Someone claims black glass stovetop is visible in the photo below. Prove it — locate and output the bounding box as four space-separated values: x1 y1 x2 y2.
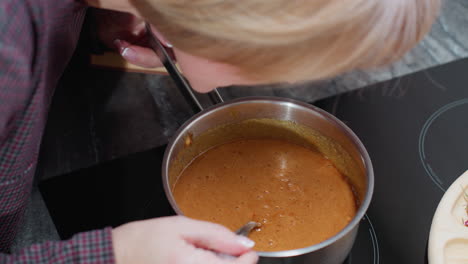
40 58 468 263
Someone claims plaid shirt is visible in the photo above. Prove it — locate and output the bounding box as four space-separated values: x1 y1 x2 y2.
0 0 115 262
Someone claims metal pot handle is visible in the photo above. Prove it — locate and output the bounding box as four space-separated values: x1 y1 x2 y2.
145 22 224 113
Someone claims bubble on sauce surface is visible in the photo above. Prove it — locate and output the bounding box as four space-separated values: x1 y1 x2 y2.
268 239 276 247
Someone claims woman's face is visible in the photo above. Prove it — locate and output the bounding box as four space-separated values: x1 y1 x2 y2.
172 48 258 93
85 0 265 93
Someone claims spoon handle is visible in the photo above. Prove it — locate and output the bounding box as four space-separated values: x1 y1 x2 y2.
235 221 259 236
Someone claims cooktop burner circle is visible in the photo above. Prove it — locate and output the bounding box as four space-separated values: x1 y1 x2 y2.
419 98 468 192
344 214 380 264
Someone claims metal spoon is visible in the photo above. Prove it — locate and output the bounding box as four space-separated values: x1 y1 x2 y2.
235 221 260 236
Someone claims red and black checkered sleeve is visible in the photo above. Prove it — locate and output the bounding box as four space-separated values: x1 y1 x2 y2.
0 0 117 263
0 228 115 264
0 0 45 252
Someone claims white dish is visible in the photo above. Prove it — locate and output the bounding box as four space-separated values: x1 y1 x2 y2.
428 170 468 264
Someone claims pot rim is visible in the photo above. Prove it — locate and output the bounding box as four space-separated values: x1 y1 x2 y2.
162 96 374 258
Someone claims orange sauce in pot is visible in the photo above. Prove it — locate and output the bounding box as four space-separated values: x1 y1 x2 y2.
173 139 357 252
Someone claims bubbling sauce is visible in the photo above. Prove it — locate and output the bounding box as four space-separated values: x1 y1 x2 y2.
173 139 357 251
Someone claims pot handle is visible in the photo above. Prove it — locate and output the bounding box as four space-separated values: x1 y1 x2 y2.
145 22 224 113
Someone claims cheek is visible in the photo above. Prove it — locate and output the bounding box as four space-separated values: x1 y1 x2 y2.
173 48 256 93
176 58 219 93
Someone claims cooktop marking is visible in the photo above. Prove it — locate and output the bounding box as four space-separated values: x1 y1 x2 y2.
423 71 448 91
365 214 380 264
419 98 468 192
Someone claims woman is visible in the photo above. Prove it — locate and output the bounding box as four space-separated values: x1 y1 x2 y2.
0 0 440 263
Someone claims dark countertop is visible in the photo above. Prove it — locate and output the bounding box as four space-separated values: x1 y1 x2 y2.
39 58 468 263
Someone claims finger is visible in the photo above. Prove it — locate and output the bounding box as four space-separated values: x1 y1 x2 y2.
177 217 255 256
114 39 163 68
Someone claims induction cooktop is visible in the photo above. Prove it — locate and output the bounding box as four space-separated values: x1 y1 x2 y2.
40 58 468 263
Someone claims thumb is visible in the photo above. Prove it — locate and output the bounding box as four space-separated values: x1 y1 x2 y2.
180 218 256 256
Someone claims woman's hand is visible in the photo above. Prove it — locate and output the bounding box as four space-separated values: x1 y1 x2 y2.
91 8 163 68
112 216 259 264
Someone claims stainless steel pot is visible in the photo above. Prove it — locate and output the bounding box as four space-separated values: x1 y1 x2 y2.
162 97 374 264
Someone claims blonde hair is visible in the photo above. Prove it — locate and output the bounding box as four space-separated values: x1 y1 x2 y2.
135 0 441 82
